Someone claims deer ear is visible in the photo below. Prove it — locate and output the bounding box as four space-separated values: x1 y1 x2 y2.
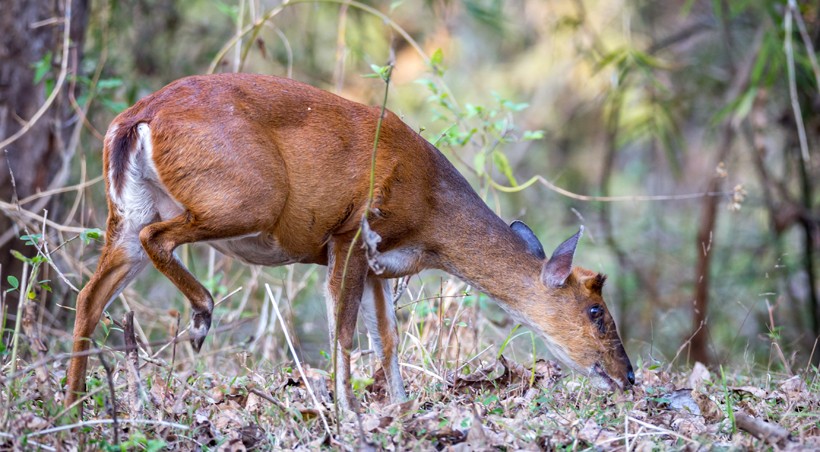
542 226 584 288
510 221 546 259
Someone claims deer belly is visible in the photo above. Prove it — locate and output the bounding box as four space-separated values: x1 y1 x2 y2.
209 233 298 266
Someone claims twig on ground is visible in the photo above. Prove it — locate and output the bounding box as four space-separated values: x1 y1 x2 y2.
164 311 181 407
0 431 56 451
123 311 145 419
265 283 332 438
29 419 189 437
92 339 119 445
734 411 792 447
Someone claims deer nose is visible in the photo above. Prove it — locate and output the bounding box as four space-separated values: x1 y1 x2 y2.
626 368 635 386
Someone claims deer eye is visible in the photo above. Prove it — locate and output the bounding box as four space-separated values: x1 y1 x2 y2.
588 305 605 332
588 305 604 320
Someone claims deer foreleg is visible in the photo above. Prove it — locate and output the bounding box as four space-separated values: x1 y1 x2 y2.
325 237 368 411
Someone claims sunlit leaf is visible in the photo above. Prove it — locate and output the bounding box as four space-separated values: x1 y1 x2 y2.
474 152 486 176
522 130 544 141
10 250 29 263
492 150 517 186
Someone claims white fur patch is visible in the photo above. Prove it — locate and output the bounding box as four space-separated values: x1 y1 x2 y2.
108 123 184 259
371 248 422 277
360 278 405 401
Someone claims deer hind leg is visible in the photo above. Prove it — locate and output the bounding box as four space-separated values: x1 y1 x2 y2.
360 276 406 403
138 215 256 351
324 238 369 411
66 230 148 409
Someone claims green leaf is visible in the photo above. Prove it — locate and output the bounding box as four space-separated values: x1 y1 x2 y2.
145 440 167 452
95 78 123 90
32 52 53 84
492 150 517 186
364 64 392 81
100 98 128 114
44 78 55 98
20 234 42 245
522 130 545 141
430 48 443 67
430 48 445 75
10 250 29 263
215 1 238 21
7 275 19 290
27 290 36 300
80 228 104 245
594 48 628 72
473 152 486 176
497 324 521 358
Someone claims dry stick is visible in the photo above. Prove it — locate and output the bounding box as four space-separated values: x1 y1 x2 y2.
0 432 56 452
7 260 29 372
29 419 189 438
149 287 242 359
806 336 819 375
32 210 80 294
791 1 820 90
164 313 182 409
492 175 732 201
0 199 90 235
330 61 394 435
734 411 792 447
17 176 104 206
624 411 629 452
332 2 350 92
766 299 793 375
14 318 248 390
123 311 144 419
234 0 245 72
265 284 332 437
248 387 296 416
91 339 119 446
784 0 810 163
667 321 705 371
625 416 700 447
3 261 29 428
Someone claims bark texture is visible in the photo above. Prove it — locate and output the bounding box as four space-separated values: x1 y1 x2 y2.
0 0 89 292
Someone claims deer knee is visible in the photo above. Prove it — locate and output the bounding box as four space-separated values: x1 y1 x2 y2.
138 224 174 260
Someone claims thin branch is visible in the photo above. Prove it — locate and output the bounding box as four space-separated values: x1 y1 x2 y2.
17 175 104 206
784 0 811 162
0 199 94 235
734 411 793 447
792 3 820 92
265 284 331 437
0 432 56 451
485 171 732 201
28 419 189 437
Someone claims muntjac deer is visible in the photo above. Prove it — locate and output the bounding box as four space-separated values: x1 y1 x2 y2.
66 73 634 411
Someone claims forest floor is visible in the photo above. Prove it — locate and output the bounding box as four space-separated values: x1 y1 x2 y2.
2 343 818 451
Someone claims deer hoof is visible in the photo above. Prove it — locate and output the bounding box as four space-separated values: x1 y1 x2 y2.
190 310 212 352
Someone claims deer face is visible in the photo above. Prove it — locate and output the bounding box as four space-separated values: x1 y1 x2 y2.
510 223 635 390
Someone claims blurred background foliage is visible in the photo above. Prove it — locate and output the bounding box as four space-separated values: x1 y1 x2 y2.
1 0 819 380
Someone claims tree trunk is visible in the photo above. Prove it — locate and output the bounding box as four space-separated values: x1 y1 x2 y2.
0 0 88 293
